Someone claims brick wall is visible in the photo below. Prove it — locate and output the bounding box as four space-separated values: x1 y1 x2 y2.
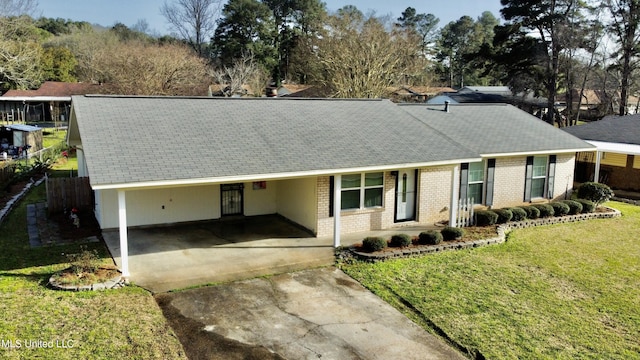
417 165 454 225
491 154 576 208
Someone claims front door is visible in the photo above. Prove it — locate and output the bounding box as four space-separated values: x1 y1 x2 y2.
395 170 417 222
221 183 244 216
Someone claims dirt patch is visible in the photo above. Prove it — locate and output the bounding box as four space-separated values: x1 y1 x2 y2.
49 210 102 241
155 293 285 360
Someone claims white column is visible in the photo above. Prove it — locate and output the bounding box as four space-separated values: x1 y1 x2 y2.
118 190 130 278
333 174 341 248
594 151 602 183
449 165 460 227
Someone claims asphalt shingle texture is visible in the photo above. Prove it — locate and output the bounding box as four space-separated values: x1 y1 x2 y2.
562 114 640 145
400 103 594 155
71 96 477 187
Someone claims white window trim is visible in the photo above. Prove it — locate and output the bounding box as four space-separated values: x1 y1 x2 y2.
341 172 384 210
531 156 548 199
467 161 485 205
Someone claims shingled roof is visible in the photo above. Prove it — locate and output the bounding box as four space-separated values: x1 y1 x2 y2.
69 96 479 189
3 81 102 98
399 103 594 157
563 115 640 146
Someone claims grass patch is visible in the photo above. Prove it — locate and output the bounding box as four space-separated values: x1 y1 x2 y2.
0 166 186 358
341 202 640 359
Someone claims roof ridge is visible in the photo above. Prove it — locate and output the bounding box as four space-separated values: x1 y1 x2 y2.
81 94 386 102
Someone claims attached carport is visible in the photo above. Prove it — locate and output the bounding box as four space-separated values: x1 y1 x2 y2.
103 215 335 293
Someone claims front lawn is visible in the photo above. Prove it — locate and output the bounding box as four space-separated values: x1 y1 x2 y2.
0 174 186 358
341 202 640 359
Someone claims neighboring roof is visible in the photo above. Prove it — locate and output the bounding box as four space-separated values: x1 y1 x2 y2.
70 96 479 189
563 115 640 146
399 103 594 157
459 86 512 95
427 91 547 108
7 124 42 132
2 81 103 101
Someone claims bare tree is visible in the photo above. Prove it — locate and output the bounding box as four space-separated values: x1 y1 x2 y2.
0 16 42 90
96 41 210 95
315 9 424 98
210 54 269 97
0 0 38 16
605 0 640 115
160 0 222 56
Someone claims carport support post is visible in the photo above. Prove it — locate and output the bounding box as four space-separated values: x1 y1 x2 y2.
594 150 602 183
118 190 130 278
333 174 341 248
450 165 460 227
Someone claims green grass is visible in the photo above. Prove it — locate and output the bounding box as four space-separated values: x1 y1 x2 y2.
42 129 67 149
0 169 186 358
341 202 640 359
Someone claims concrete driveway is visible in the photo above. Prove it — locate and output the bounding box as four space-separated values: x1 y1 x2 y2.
156 267 465 360
104 215 335 293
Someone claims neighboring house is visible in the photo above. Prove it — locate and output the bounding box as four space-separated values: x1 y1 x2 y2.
1 81 103 125
428 86 547 115
388 86 456 103
563 115 640 192
67 96 592 277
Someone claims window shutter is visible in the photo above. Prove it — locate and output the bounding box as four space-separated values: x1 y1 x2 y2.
329 176 334 217
524 156 533 202
485 159 496 206
547 155 556 199
459 163 469 200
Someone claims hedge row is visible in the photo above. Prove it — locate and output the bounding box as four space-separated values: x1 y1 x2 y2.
361 226 467 252
474 199 596 227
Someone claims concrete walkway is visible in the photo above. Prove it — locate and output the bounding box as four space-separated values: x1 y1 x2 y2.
157 267 465 360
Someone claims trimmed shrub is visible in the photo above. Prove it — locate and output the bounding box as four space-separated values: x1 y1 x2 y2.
493 208 513 224
550 202 570 216
577 182 614 205
418 230 442 245
441 226 465 241
475 210 498 226
522 206 540 219
509 207 528 221
362 237 387 252
390 234 412 247
561 199 583 215
533 204 555 218
576 199 596 213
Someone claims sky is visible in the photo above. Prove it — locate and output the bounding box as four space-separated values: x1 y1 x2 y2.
37 0 503 36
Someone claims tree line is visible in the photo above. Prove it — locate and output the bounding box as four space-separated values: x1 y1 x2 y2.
1 0 640 124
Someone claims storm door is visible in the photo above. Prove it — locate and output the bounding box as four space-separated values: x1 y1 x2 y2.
221 183 244 216
395 170 417 222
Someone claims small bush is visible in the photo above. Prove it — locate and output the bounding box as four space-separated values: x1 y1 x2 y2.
533 204 555 218
522 206 540 219
577 182 614 205
493 208 513 224
475 210 498 226
66 247 100 275
390 234 412 247
418 230 443 245
576 199 595 213
509 207 528 221
362 237 387 252
441 226 465 241
561 199 583 215
550 202 570 216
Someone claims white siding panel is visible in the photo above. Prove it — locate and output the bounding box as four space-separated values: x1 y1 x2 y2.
276 178 318 233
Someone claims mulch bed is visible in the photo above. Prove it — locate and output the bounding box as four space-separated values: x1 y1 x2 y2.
48 210 103 241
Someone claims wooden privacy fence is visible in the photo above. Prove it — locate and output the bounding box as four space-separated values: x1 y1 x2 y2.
46 176 93 214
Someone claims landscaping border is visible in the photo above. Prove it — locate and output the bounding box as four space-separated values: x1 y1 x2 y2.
48 269 125 291
0 176 46 227
347 207 621 262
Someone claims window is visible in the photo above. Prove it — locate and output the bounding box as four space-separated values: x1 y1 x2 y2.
531 156 548 198
460 160 495 206
340 172 383 210
467 161 485 204
524 155 556 201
